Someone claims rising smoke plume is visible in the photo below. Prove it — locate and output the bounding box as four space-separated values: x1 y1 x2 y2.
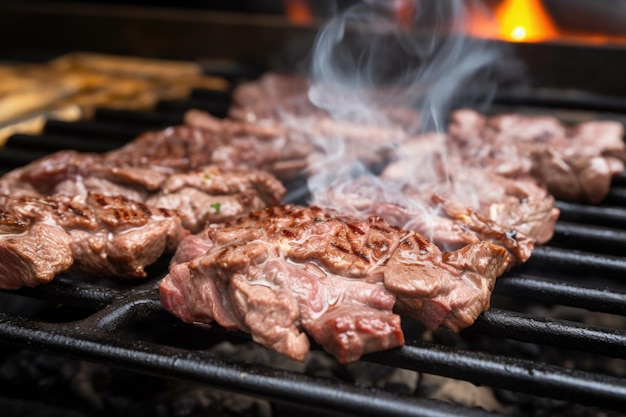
306 0 519 229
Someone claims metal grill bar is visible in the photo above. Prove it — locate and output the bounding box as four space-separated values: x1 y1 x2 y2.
366 341 626 410
93 108 184 128
603 187 626 205
525 246 626 278
0 148 49 172
190 87 233 104
494 273 626 315
44 119 147 141
6 133 120 153
13 277 121 310
612 172 626 186
0 313 496 417
156 99 228 118
556 201 626 228
492 91 626 114
470 309 626 358
551 222 626 256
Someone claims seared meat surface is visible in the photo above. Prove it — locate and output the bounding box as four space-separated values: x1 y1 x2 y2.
146 166 285 231
184 110 313 180
314 130 558 269
159 205 507 363
449 109 626 203
229 73 422 133
0 193 186 289
0 150 285 233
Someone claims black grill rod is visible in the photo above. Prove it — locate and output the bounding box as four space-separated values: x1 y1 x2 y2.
610 171 626 186
524 246 626 279
86 276 626 361
2 275 124 310
467 309 626 359
603 187 626 206
5 133 122 154
44 119 148 141
555 201 626 229
0 147 50 172
0 314 497 417
93 108 184 128
365 340 626 411
494 273 626 315
156 99 228 118
190 87 232 105
549 222 626 256
491 91 626 114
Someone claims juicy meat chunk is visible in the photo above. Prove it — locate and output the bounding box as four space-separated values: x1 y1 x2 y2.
104 126 218 173
184 109 313 179
0 193 187 289
449 109 626 203
146 166 286 232
314 169 551 269
159 205 507 363
0 217 74 289
229 73 422 133
0 149 285 233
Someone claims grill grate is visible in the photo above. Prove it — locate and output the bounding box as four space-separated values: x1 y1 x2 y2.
0 81 626 416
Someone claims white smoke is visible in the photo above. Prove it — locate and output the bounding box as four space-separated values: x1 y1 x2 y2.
306 0 512 218
308 0 502 131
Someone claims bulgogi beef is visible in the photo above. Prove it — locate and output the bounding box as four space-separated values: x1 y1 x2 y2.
0 152 286 233
146 166 286 231
449 109 626 203
186 108 399 176
0 193 186 289
229 73 422 133
159 205 507 363
312 129 558 269
183 109 313 180
227 73 423 167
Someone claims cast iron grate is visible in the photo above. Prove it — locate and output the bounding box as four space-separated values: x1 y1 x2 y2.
0 82 626 416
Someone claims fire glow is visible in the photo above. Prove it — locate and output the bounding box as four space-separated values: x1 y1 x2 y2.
495 0 556 42
468 0 626 46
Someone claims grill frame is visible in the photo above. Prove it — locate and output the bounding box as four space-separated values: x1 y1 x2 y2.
1 72 626 416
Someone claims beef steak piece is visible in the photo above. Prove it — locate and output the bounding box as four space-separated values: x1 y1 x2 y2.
449 109 626 203
0 147 285 233
0 192 187 289
159 205 507 363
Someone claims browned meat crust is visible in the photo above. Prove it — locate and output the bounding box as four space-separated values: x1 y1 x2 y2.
449 109 626 203
0 193 187 289
159 205 507 363
0 149 286 233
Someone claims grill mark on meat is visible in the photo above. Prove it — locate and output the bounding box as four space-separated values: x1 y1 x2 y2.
0 210 30 234
450 109 626 203
160 205 506 363
1 147 285 233
0 192 187 289
329 242 370 264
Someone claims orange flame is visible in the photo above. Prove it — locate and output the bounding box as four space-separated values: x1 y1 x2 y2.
283 0 313 25
495 0 557 42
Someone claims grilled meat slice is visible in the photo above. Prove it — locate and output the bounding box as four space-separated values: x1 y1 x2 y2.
0 209 73 289
229 72 422 133
146 166 285 231
184 108 313 180
449 109 626 203
103 126 218 173
0 193 187 289
159 205 506 363
0 147 285 233
314 167 551 269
